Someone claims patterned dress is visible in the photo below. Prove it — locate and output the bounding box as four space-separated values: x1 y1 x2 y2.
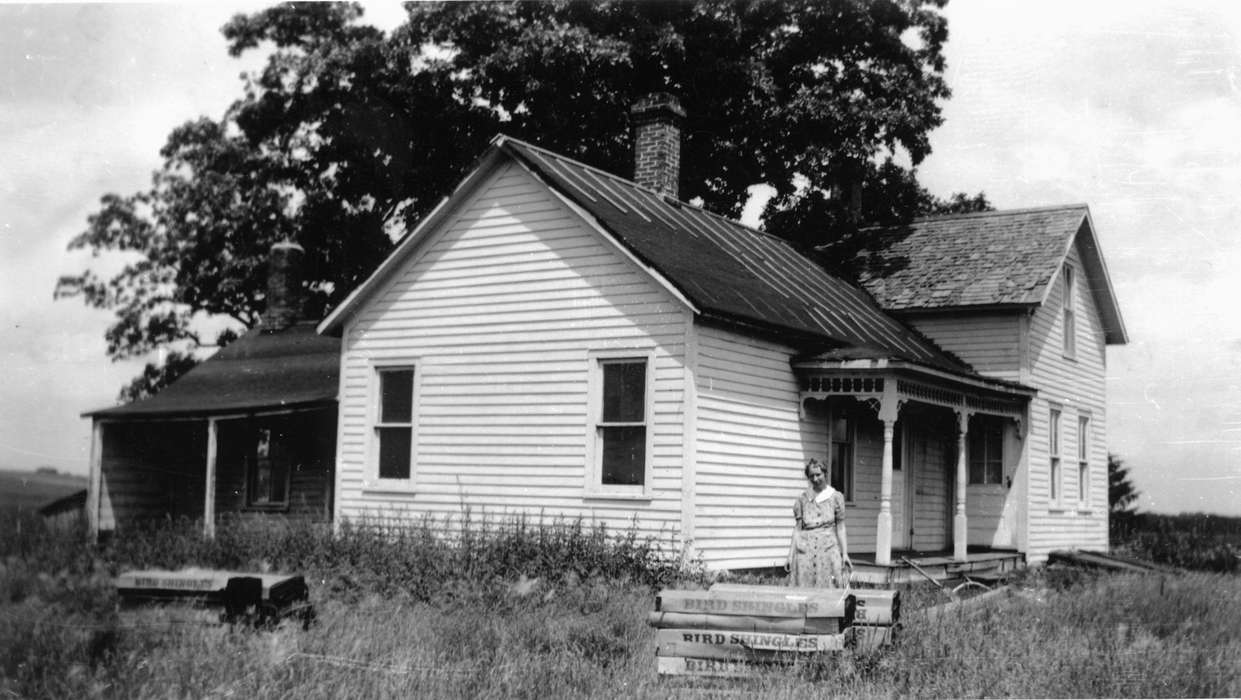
789 487 847 587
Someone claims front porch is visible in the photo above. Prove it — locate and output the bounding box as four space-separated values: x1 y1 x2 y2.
850 548 1026 586
794 356 1036 567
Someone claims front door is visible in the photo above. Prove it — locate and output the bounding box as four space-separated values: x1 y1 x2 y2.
891 424 909 549
907 420 950 551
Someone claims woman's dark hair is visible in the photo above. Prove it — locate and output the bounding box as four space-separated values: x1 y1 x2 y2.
804 458 827 479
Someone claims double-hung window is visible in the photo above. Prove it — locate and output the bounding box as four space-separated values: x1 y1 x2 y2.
1078 415 1090 505
1063 265 1077 358
1049 408 1062 503
591 355 651 495
968 415 1004 485
374 367 416 481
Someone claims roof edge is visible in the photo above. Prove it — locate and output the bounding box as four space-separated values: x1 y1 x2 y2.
318 136 513 337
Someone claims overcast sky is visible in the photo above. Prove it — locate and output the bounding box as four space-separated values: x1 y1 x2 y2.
2 1 1239 516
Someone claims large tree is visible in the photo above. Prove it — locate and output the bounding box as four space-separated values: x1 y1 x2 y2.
58 0 979 397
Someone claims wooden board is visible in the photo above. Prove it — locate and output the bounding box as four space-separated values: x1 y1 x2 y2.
709 583 899 625
656 656 788 678
115 568 299 598
648 611 841 635
656 588 851 619
656 629 846 659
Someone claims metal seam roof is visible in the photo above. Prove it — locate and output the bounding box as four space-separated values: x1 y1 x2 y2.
498 137 972 374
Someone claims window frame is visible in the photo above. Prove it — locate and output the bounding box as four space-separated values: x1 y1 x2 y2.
827 405 855 502
1062 264 1077 359
365 362 420 492
1077 414 1091 507
1049 407 1063 505
968 414 1005 486
585 349 656 500
245 424 292 510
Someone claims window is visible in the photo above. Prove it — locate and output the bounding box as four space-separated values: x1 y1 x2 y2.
247 425 290 508
1049 408 1062 503
829 413 854 500
1063 265 1077 358
968 415 1004 485
374 367 415 480
1078 416 1090 505
594 358 648 489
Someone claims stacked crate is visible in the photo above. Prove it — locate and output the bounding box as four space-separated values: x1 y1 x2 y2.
115 567 314 628
648 583 899 678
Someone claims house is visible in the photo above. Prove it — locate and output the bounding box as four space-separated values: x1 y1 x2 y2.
85 242 338 538
316 93 1127 572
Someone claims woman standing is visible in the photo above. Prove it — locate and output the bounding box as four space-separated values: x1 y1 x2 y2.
789 458 852 587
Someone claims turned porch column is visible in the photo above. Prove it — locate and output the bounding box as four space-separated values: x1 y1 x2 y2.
204 417 218 539
874 387 901 566
954 410 970 561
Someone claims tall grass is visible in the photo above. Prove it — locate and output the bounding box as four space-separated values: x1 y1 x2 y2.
3 512 1240 698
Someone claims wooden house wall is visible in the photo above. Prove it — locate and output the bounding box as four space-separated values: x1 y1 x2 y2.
906 312 1023 383
97 420 206 530
691 326 827 570
334 160 689 541
1024 242 1110 562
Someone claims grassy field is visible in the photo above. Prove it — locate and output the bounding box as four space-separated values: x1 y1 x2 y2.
0 469 85 514
2 514 1239 699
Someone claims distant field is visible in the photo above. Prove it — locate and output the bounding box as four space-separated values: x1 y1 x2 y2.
0 470 86 515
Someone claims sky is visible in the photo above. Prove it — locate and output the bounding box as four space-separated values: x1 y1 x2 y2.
1 1 1239 516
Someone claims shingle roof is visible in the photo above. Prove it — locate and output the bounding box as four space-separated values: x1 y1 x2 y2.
497 138 969 374
848 205 1090 311
85 321 338 418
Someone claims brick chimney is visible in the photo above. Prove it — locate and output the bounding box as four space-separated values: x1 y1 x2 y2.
263 240 305 331
630 93 685 199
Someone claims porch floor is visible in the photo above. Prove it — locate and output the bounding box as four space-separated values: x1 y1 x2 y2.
850 548 1025 586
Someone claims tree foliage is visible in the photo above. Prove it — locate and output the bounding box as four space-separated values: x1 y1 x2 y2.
1109 453 1140 515
58 0 979 394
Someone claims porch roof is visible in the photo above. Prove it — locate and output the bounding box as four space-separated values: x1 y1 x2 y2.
83 321 339 419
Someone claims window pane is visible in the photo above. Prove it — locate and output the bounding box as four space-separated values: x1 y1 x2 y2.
1078 418 1089 460
378 427 411 479
1051 458 1060 500
602 362 645 422
1050 411 1061 453
601 426 645 485
987 454 1003 485
380 369 414 423
831 416 850 443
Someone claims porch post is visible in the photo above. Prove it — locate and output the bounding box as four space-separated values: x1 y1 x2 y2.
204 417 218 539
875 387 900 566
954 410 970 561
87 419 103 542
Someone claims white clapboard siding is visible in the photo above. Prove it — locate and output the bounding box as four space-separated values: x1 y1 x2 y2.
334 160 689 542
907 312 1023 383
1024 243 1110 562
692 326 829 570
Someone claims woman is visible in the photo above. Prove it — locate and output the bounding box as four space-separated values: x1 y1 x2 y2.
788 458 852 587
